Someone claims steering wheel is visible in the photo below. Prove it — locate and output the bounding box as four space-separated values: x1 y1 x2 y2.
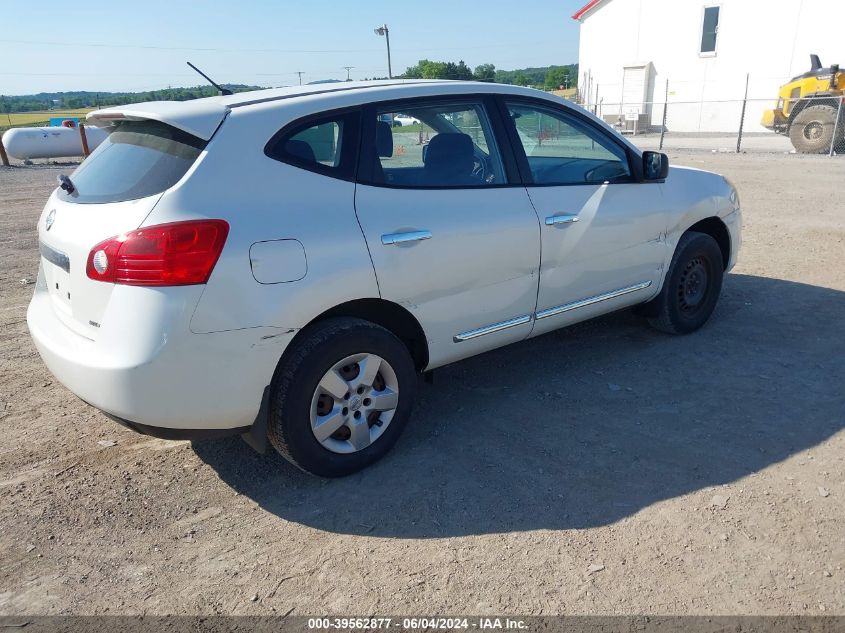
584 161 627 183
472 151 492 183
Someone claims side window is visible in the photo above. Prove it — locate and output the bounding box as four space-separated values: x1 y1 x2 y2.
266 111 358 179
700 6 720 54
505 102 631 185
366 101 506 188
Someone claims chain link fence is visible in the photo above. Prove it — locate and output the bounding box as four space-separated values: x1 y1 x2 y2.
573 77 845 156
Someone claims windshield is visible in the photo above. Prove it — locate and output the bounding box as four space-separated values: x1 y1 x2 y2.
58 120 206 204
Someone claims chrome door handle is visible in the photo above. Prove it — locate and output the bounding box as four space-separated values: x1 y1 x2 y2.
545 214 580 226
381 230 432 245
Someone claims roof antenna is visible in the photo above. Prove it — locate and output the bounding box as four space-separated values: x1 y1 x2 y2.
186 61 233 96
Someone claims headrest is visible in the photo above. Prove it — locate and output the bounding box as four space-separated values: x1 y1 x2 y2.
285 139 316 164
376 121 393 158
423 133 474 166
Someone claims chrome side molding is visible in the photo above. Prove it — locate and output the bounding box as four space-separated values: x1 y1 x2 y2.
454 281 653 342
381 230 432 245
454 314 532 342
535 280 653 320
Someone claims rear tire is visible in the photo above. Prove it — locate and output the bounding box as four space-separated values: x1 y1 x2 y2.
645 231 724 335
268 317 417 477
789 104 837 154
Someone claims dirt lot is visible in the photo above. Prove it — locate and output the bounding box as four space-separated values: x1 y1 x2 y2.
1 153 843 616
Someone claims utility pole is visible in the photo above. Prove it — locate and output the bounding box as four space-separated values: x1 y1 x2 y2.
343 66 354 81
296 71 304 85
374 24 392 79
736 73 750 153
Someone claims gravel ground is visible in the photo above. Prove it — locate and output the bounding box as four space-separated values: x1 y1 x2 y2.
0 153 843 616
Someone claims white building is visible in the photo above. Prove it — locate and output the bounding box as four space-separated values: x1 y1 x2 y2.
573 0 845 133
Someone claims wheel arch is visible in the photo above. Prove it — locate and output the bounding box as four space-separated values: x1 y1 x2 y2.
787 96 840 127
280 298 430 374
684 217 730 270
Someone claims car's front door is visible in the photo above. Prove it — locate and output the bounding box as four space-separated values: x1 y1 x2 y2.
354 97 541 368
500 99 669 337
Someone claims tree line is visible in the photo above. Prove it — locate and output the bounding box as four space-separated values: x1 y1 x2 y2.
399 61 577 90
0 85 261 113
1 62 577 114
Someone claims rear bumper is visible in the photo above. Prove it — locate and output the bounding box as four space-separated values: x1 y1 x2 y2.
97 385 271 452
27 268 295 432
99 409 251 440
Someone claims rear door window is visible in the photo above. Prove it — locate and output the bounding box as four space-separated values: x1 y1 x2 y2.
363 100 506 188
58 120 205 204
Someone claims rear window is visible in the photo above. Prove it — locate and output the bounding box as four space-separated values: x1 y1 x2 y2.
58 120 205 204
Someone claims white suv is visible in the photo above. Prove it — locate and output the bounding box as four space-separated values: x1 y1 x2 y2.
27 80 741 476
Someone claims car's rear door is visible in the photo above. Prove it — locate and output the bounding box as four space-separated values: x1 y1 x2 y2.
354 96 541 369
498 98 669 337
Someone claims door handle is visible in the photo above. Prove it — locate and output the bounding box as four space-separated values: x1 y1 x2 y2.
381 230 432 245
545 214 580 226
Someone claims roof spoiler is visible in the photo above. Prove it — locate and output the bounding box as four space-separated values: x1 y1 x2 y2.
86 100 229 140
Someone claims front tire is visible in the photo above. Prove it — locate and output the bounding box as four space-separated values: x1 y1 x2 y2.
645 231 724 335
268 317 417 477
789 105 838 154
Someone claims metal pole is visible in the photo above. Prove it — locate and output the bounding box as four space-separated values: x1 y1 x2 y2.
618 70 626 128
829 97 843 157
594 83 599 115
659 79 669 151
538 112 542 146
78 123 90 158
384 26 393 79
736 73 750 153
296 71 303 85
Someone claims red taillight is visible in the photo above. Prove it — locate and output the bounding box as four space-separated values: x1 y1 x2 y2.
86 220 229 286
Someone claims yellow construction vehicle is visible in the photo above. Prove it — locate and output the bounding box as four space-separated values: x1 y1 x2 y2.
762 54 845 153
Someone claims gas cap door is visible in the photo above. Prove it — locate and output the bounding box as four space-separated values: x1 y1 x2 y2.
249 239 307 284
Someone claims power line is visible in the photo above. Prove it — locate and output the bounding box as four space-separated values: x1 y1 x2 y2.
0 72 201 77
0 38 512 54
0 68 387 78
0 38 383 54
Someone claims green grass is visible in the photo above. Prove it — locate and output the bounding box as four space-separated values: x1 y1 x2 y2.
1 109 95 134
391 123 425 134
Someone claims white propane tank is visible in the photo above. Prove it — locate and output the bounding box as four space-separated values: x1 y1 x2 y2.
1 125 108 160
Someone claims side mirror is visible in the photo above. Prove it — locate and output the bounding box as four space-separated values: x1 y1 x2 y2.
643 151 669 180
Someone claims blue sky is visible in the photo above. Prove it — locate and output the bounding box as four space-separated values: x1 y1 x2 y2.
2 0 585 95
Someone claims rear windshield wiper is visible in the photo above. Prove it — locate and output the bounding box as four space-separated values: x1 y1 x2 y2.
57 174 76 194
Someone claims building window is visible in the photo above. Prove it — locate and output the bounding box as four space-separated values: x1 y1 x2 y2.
700 6 719 54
